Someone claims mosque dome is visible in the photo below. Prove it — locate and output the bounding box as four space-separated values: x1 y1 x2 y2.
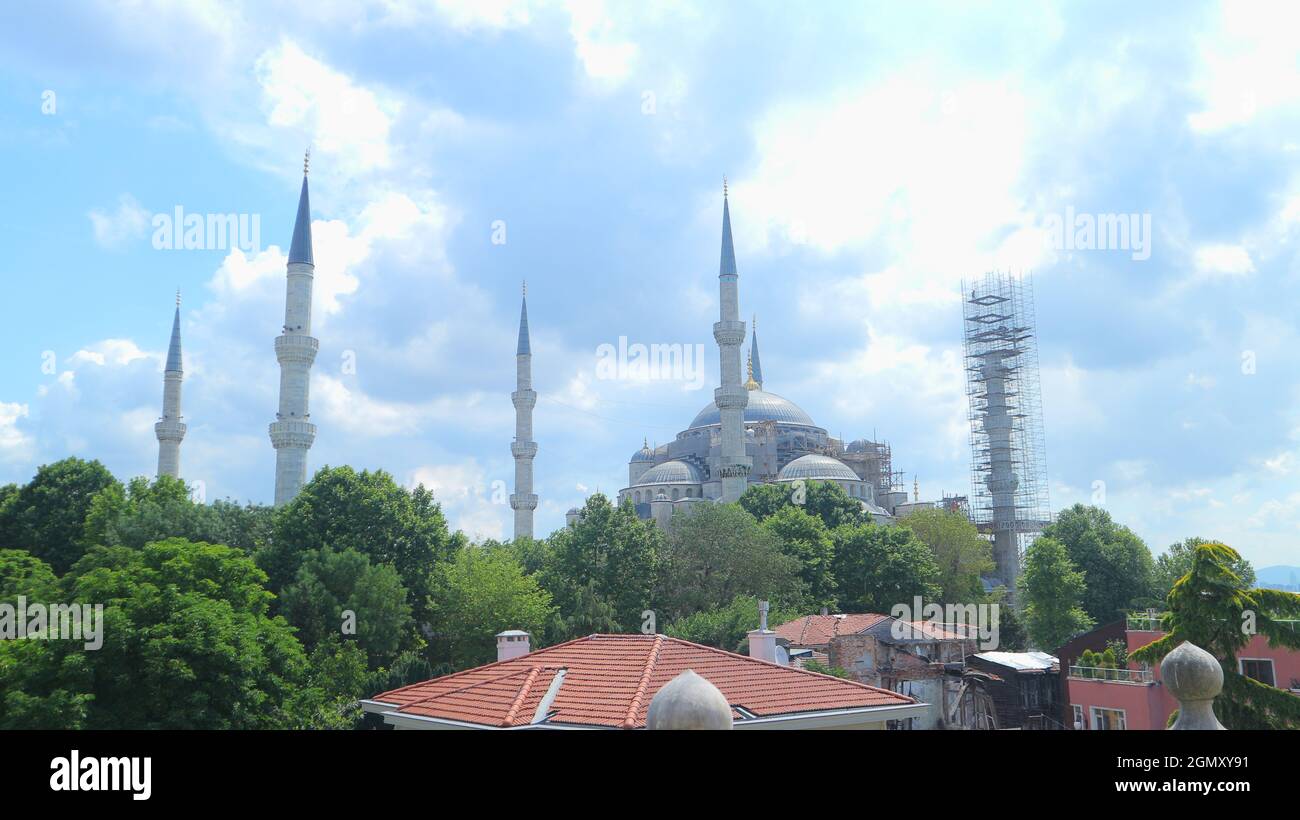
630 442 655 463
688 389 818 429
777 453 860 482
634 460 703 486
846 439 870 453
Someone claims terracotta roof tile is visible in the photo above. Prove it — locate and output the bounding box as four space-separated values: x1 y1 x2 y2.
772 613 889 648
371 634 916 729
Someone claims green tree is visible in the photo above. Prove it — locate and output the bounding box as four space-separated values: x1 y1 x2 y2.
1019 536 1094 651
1042 504 1156 622
740 480 871 529
263 466 462 629
655 502 802 621
280 548 415 668
540 494 659 633
429 547 555 670
831 523 940 614
761 505 837 609
664 594 801 653
1131 541 1300 729
56 538 311 729
0 458 120 574
902 508 994 603
738 482 791 522
802 660 850 678
1154 536 1255 603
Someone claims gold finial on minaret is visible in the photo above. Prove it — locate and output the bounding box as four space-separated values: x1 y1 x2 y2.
176 289 181 308
303 147 311 176
743 348 759 391
913 475 919 502
522 279 527 297
723 175 728 199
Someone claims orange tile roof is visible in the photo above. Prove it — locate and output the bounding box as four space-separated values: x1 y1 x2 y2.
773 613 890 648
371 634 916 729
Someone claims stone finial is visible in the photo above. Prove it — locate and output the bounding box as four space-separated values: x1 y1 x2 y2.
1161 641 1226 730
647 669 733 730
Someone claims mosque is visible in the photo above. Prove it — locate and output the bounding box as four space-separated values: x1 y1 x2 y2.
147 158 942 540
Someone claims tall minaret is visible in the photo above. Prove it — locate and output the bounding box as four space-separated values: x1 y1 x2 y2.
744 314 764 391
269 151 319 506
510 282 538 540
714 179 750 502
154 291 186 479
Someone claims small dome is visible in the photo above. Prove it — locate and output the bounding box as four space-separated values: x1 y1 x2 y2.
630 443 655 463
846 439 870 453
635 460 702 486
777 454 860 482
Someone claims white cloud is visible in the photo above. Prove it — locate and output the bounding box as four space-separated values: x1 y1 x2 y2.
410 460 507 540
1187 0 1300 133
1194 243 1255 278
0 402 35 463
88 194 150 249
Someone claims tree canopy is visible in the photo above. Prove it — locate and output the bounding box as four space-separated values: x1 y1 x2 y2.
1041 504 1156 622
1019 535 1094 651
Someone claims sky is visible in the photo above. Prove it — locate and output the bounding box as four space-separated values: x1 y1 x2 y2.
0 0 1298 569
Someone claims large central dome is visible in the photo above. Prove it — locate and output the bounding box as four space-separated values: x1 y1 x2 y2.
688 389 819 429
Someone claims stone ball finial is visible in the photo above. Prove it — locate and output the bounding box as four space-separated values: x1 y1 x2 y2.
646 669 733 730
1161 641 1226 730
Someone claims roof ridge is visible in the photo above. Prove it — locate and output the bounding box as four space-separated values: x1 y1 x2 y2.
376 634 595 699
621 634 665 728
501 665 546 727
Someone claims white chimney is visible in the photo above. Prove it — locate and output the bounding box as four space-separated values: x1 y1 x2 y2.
496 630 531 662
747 600 779 664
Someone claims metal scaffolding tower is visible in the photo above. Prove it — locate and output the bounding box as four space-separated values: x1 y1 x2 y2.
962 272 1049 598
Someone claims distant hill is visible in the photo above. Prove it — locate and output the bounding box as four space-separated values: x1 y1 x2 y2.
1257 565 1300 592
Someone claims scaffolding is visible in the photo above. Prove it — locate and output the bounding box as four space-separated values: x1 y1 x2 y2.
962 272 1049 595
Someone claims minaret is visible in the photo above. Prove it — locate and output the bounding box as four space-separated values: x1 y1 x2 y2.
510 282 538 539
714 179 750 502
744 314 764 391
154 291 186 479
269 151 319 506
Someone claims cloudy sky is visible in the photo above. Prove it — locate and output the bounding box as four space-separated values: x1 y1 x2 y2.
0 0 1298 568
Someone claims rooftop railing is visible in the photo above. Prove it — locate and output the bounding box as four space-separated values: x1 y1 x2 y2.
1068 665 1154 683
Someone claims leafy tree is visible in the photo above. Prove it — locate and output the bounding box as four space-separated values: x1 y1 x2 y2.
1131 541 1300 729
263 466 462 629
55 538 311 729
655 502 802 621
802 660 850 678
540 494 659 633
280 548 415 668
761 505 837 609
993 602 1029 651
740 480 871 529
548 581 621 642
1019 536 1094 651
429 547 555 670
1042 504 1156 622
831 523 940 614
82 475 274 555
664 594 801 653
0 458 120 574
1154 536 1254 603
902 508 994 604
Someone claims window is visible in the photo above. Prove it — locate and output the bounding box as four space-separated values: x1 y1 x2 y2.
1239 658 1276 687
1072 704 1086 730
1089 706 1127 731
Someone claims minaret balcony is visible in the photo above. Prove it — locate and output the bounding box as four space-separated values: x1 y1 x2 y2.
269 419 317 449
713 320 746 347
274 333 319 365
510 493 538 511
154 420 187 442
511 389 537 410
714 384 749 410
511 440 538 459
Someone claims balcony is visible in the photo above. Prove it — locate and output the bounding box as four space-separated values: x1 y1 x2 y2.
1068 665 1154 684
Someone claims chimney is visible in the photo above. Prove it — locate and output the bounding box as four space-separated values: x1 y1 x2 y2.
496 630 531 662
747 600 779 664
820 606 829 616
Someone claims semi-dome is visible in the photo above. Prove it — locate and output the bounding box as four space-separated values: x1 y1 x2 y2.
777 453 860 482
635 459 703 486
688 389 818 429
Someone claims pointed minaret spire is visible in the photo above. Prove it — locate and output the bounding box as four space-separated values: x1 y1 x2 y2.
713 179 750 502
749 313 763 391
270 154 319 505
155 293 186 479
511 281 538 540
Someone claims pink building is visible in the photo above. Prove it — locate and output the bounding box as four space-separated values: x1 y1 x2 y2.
1059 615 1300 730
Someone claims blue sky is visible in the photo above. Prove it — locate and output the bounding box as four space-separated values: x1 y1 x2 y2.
0 0 1298 569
